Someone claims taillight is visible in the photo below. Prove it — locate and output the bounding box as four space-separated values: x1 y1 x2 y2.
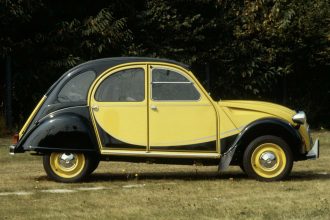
12 133 19 144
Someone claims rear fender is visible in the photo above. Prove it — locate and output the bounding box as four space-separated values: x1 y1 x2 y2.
19 112 99 153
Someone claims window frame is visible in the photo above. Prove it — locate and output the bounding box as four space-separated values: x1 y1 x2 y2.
150 67 201 102
94 67 146 102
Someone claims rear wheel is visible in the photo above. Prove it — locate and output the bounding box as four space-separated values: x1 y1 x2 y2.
43 152 91 183
243 135 293 181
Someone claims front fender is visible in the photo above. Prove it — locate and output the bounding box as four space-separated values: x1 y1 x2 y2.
219 118 303 170
18 111 98 153
233 118 303 163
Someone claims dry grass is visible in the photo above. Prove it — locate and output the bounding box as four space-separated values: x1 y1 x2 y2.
0 131 329 220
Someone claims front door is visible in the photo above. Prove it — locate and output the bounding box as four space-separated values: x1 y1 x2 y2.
148 65 218 152
90 65 148 150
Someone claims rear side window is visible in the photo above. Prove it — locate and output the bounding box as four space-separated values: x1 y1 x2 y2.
95 68 145 102
57 70 96 103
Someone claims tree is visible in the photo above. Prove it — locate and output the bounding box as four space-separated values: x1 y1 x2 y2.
0 0 329 129
0 0 132 127
127 0 329 127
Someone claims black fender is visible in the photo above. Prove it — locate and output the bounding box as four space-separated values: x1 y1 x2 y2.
219 118 303 170
17 108 99 154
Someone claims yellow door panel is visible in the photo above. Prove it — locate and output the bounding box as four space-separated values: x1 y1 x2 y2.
90 65 148 149
93 104 147 146
149 103 217 147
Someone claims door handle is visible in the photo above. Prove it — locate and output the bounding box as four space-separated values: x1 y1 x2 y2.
150 105 158 111
91 105 99 111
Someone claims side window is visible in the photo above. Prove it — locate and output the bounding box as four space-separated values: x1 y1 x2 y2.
151 68 200 101
57 70 96 103
95 68 145 102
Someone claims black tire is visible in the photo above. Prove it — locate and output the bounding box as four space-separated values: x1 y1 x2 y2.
43 152 92 183
239 163 246 173
243 135 293 181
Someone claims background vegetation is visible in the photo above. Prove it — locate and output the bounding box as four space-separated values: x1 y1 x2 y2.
0 0 329 133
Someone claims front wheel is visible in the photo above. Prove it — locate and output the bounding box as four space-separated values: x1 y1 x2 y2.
43 152 92 183
243 135 293 181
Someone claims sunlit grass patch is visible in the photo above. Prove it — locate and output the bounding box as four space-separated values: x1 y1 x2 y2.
0 131 329 219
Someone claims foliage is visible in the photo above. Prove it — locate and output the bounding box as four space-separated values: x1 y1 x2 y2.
0 0 43 57
0 0 329 128
123 1 329 99
0 0 132 124
128 0 330 127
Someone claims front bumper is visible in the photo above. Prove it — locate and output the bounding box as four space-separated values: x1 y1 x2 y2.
306 139 320 159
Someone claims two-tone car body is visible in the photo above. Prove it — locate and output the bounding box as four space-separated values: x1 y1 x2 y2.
10 57 319 182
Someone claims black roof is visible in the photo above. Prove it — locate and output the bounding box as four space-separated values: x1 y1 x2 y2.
68 57 190 76
46 57 190 96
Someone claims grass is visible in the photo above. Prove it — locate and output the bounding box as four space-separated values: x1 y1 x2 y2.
0 131 329 220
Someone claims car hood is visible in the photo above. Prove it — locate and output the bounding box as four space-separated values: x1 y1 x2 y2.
218 100 296 123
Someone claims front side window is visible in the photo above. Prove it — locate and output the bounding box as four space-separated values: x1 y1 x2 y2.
151 68 200 101
57 70 96 103
95 68 145 102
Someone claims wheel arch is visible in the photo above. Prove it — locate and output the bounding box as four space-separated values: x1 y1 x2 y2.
231 118 303 165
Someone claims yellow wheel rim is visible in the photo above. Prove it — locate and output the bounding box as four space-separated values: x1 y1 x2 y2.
50 153 85 178
251 143 286 179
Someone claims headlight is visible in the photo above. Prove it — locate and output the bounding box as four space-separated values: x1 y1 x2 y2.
292 111 306 124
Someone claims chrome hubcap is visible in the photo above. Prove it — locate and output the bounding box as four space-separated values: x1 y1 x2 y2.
58 153 77 168
259 152 277 169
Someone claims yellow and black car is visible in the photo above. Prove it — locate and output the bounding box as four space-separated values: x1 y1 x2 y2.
10 57 319 182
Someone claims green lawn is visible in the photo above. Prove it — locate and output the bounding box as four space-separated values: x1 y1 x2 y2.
0 131 329 220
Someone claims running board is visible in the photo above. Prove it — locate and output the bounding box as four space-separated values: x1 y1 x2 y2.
100 150 220 159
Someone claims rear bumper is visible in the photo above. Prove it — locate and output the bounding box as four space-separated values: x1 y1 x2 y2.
9 144 25 155
9 145 16 155
306 139 319 159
